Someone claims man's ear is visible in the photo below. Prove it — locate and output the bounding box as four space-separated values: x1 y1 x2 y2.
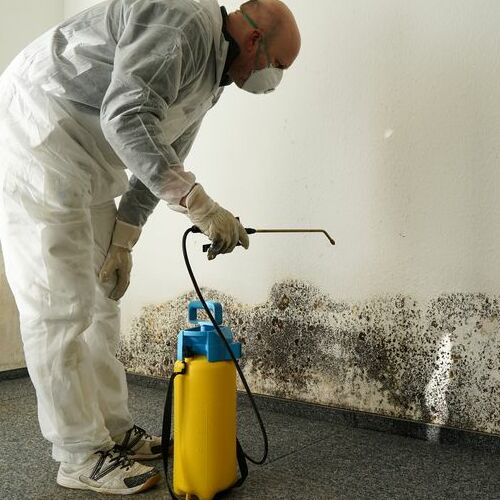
245 29 263 53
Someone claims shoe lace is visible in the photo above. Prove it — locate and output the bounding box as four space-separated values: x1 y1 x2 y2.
96 445 134 471
132 424 152 440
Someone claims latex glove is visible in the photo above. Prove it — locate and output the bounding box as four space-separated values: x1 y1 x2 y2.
99 220 141 300
185 184 249 260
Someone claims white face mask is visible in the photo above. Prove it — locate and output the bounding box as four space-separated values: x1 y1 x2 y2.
242 66 283 94
240 8 284 95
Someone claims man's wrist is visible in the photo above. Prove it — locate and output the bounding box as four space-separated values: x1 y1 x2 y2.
181 183 198 208
111 219 142 250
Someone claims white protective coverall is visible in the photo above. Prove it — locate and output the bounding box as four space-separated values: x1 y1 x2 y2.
0 0 229 464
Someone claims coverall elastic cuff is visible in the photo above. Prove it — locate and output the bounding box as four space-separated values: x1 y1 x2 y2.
112 219 142 250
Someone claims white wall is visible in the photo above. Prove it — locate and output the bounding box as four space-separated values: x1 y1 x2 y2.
0 251 22 371
119 0 500 330
56 0 500 329
64 0 101 18
0 0 64 371
0 0 64 71
6 0 498 345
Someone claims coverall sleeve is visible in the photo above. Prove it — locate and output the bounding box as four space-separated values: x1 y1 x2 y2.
117 117 205 227
100 2 209 205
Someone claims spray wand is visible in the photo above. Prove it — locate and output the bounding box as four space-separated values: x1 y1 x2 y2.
199 226 336 254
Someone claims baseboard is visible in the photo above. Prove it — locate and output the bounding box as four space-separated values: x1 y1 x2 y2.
126 371 500 453
0 367 28 381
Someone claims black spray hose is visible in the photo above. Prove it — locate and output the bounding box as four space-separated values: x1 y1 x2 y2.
182 227 269 465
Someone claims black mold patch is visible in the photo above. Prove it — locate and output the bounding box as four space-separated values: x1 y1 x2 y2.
118 281 500 435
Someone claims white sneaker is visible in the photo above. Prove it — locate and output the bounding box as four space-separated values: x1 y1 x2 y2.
113 425 165 460
56 445 160 495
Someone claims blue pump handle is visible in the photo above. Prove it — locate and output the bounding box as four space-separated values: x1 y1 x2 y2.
188 300 223 325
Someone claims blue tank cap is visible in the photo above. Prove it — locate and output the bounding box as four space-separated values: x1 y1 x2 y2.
177 301 242 362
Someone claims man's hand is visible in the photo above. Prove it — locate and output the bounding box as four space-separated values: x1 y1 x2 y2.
99 245 133 300
185 184 249 260
99 220 141 300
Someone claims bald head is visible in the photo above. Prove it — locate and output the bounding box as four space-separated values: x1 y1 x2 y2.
241 0 301 66
226 0 301 89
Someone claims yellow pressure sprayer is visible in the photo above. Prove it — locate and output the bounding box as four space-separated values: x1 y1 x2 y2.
162 226 335 500
173 301 242 500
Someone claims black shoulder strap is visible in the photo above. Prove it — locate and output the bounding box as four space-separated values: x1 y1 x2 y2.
213 439 248 499
162 367 183 500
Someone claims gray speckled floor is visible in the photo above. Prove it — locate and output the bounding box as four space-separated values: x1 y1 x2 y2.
1 377 500 500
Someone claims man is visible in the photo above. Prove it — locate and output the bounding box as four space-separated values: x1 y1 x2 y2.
0 0 300 495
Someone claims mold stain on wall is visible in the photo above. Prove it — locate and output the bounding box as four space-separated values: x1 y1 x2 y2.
118 280 500 435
